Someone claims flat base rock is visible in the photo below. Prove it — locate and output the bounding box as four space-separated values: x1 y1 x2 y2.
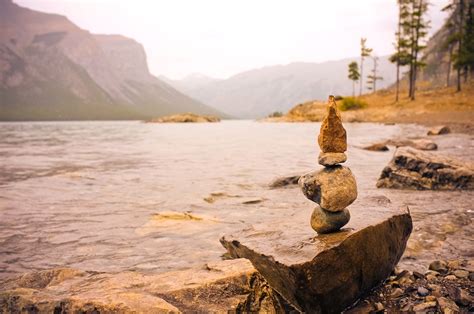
377 146 474 190
0 259 289 313
220 206 412 313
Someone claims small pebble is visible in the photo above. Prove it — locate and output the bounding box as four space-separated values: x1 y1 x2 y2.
413 271 424 279
453 269 469 278
444 275 457 280
426 274 437 282
447 260 461 269
374 302 384 311
425 295 436 302
391 288 404 298
469 272 474 281
417 287 429 296
413 301 437 311
429 260 448 273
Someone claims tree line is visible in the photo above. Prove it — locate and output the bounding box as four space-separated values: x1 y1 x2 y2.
347 0 474 102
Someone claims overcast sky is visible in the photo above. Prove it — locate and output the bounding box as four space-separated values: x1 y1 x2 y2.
16 0 448 80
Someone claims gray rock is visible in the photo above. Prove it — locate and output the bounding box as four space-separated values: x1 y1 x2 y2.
269 174 301 188
377 147 474 190
453 269 469 278
299 166 358 212
318 152 347 166
220 208 412 313
427 125 450 135
429 260 448 273
363 143 389 151
310 206 350 234
385 139 438 151
417 287 429 296
411 139 438 151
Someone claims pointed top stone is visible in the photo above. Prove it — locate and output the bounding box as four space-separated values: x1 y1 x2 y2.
318 95 347 153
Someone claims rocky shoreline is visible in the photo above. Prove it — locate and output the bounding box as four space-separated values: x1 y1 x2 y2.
145 113 220 123
348 259 474 313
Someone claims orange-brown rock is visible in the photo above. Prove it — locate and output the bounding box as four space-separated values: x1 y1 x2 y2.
221 208 413 313
318 96 347 153
0 259 290 313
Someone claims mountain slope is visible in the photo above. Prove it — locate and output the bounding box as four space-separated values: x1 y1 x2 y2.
165 57 396 118
0 0 222 120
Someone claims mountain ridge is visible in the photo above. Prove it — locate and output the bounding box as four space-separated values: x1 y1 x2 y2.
163 56 397 118
0 0 222 120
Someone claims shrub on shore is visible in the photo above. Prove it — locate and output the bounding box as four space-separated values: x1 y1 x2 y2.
339 97 368 111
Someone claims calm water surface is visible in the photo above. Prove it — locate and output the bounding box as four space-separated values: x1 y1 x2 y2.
0 120 472 278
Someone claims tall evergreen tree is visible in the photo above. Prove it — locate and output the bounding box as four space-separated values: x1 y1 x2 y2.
347 61 360 97
406 0 430 100
390 0 412 101
366 56 384 93
443 0 472 91
458 1 474 81
359 38 373 96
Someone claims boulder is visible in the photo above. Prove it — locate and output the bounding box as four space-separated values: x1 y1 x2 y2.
377 147 474 190
427 125 450 136
385 139 438 151
299 166 357 212
310 206 350 233
318 97 347 153
363 143 389 151
220 207 413 313
318 152 347 166
269 174 301 188
0 259 289 313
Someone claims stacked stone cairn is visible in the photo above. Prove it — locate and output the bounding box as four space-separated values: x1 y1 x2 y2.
298 95 358 233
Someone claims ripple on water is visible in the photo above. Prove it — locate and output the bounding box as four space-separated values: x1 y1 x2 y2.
0 120 472 277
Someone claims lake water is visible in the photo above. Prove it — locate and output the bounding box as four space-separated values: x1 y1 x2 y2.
0 120 472 279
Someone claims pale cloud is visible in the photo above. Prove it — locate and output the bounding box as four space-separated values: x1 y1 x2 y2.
15 0 448 79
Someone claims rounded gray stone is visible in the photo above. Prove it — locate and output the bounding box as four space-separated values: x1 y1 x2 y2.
310 206 350 234
299 166 358 212
318 152 347 166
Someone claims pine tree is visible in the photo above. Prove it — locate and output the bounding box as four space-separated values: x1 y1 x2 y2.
347 61 360 97
366 56 384 93
443 0 472 91
406 0 430 100
442 1 460 87
390 0 412 101
359 38 373 96
458 1 474 81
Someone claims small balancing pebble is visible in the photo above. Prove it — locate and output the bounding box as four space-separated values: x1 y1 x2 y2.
311 206 351 234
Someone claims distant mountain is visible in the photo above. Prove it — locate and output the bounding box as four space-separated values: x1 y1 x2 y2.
164 57 397 118
159 73 221 94
0 0 222 120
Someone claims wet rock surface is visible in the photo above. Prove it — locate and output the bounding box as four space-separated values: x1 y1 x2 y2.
299 166 358 212
220 208 412 313
347 259 473 313
0 259 288 313
377 146 474 190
